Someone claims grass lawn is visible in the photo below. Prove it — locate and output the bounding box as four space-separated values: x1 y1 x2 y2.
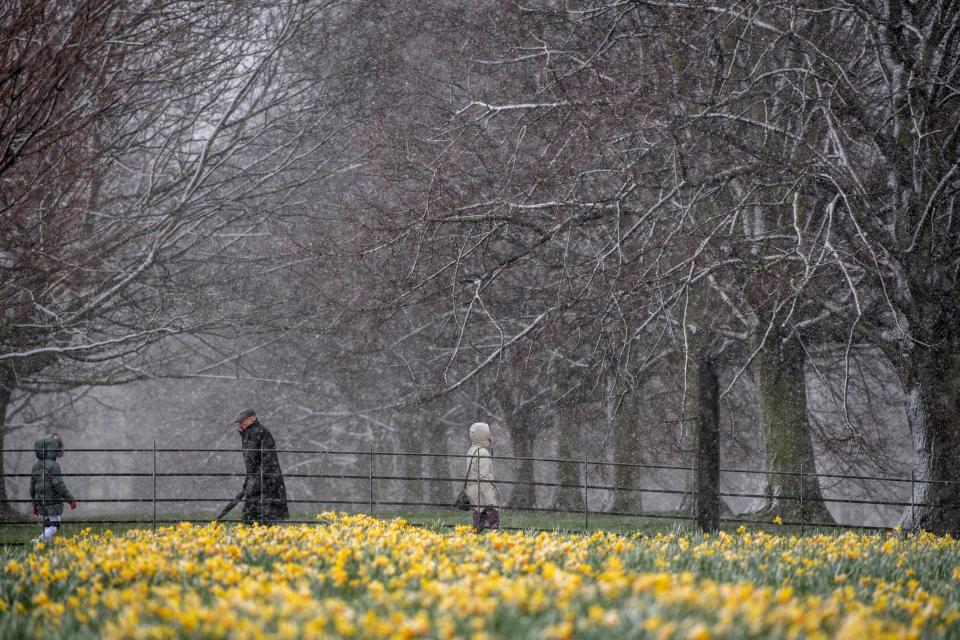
2 510 651 545
2 506 845 546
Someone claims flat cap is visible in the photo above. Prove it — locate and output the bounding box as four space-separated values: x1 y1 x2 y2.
233 408 257 423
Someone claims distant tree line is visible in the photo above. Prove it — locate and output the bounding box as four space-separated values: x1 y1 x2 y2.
2 0 958 533
330 1 960 532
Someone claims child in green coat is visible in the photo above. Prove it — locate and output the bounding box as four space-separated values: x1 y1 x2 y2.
30 434 77 543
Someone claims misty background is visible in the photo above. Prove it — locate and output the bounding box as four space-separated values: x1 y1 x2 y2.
2 0 958 531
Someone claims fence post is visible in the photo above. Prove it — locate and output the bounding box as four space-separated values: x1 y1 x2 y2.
369 444 374 516
152 440 157 532
583 453 588 531
799 462 804 536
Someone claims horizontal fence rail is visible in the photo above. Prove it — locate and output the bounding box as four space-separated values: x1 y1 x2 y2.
1 446 946 543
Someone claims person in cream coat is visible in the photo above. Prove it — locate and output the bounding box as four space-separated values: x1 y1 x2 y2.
465 421 500 531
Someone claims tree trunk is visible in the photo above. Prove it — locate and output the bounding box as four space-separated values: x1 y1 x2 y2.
403 420 426 510
0 365 19 520
678 342 700 513
429 423 452 507
510 421 536 509
611 385 642 514
754 331 835 525
0 418 13 521
553 403 583 511
695 355 720 533
900 340 960 533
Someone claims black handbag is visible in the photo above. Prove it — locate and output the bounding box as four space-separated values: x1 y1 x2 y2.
455 488 471 511
455 450 479 511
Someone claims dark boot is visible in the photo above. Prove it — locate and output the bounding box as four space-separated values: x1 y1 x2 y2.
483 507 500 530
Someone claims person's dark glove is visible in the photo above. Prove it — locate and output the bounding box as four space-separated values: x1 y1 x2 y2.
32 505 38 516
69 501 77 510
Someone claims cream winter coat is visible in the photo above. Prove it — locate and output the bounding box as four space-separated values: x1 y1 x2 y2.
465 422 499 509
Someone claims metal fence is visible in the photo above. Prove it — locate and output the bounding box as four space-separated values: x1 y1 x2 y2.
0 446 943 540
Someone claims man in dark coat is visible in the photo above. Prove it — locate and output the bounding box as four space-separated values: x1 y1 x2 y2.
234 408 289 524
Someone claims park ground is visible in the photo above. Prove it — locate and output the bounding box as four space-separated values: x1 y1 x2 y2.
0 508 828 545
1 512 959 638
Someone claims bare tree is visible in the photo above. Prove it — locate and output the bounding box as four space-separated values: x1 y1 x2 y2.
672 1 960 531
0 0 355 516
263 0 958 533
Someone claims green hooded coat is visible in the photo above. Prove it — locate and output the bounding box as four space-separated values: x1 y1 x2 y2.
30 436 74 516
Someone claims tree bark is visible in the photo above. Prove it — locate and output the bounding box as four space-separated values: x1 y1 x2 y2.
509 420 536 509
900 338 960 533
754 330 835 525
0 365 19 520
553 403 584 511
678 341 701 514
611 384 642 514
695 355 720 533
429 422 452 507
403 419 426 509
